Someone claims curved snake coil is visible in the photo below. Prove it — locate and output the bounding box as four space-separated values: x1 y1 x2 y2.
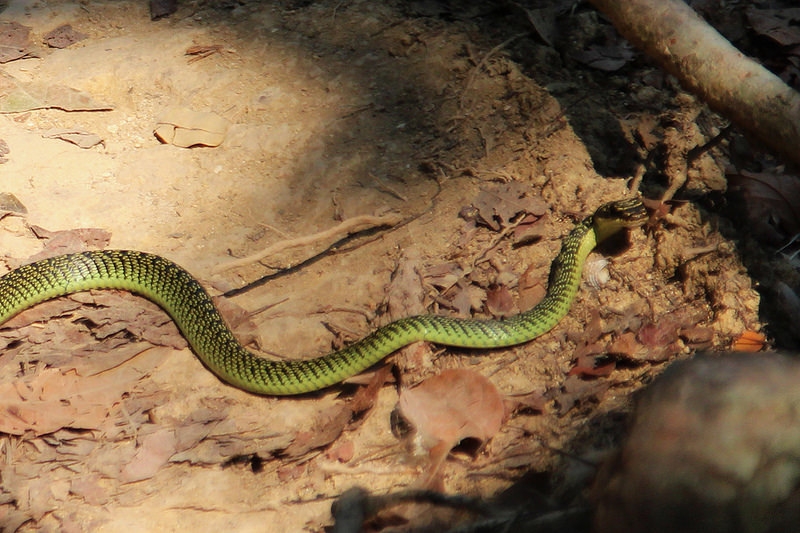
0 198 646 395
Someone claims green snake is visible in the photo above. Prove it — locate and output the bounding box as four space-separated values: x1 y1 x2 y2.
0 198 646 395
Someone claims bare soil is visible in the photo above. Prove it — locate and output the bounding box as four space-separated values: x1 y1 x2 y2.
0 1 766 531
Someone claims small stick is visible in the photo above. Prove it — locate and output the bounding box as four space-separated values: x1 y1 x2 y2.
213 213 403 274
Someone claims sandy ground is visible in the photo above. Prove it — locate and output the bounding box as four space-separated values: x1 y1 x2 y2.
0 1 764 531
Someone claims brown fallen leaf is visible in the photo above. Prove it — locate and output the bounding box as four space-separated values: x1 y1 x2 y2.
0 21 35 63
43 24 88 49
423 261 463 291
569 341 616 377
449 282 486 317
386 251 427 319
678 326 715 350
470 182 548 231
636 320 681 362
119 428 178 483
551 374 610 415
512 213 547 245
746 7 800 47
27 225 111 259
397 369 505 486
387 251 440 385
0 297 82 330
26 476 70 520
517 262 547 311
325 439 356 463
0 191 26 214
154 106 230 148
728 169 800 245
572 42 635 72
69 474 109 505
569 24 636 72
606 331 647 361
485 285 518 317
71 290 187 351
42 128 103 148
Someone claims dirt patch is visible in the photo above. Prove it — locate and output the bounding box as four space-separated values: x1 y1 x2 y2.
0 1 767 531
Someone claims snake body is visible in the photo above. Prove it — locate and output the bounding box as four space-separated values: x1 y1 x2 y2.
0 198 646 395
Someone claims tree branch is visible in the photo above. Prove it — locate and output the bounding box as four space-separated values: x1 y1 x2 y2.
589 0 800 168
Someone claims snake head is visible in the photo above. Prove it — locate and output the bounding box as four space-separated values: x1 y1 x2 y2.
591 198 648 243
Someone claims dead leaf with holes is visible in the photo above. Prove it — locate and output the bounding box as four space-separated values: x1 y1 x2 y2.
397 369 505 487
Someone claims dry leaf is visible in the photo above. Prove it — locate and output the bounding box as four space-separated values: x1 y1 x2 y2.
678 326 715 350
0 21 35 63
42 128 103 148
552 374 610 415
517 263 547 311
185 44 224 63
449 283 486 316
0 138 9 164
386 251 427 319
0 191 26 214
512 213 546 245
154 107 230 148
570 25 636 71
283 365 391 458
572 42 635 72
69 475 109 505
120 428 178 482
471 182 547 231
43 24 88 49
398 369 505 485
569 341 616 377
746 7 800 47
606 331 646 360
728 169 800 245
423 262 463 291
27 225 111 258
636 320 681 362
485 285 518 317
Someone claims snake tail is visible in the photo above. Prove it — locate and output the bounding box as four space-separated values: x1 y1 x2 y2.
0 198 646 395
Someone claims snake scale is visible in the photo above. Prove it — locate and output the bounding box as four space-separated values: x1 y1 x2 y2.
0 198 646 395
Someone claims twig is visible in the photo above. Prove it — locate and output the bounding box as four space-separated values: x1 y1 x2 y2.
213 213 403 274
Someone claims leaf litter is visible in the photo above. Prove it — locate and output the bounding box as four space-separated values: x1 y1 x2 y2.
0 234 301 529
